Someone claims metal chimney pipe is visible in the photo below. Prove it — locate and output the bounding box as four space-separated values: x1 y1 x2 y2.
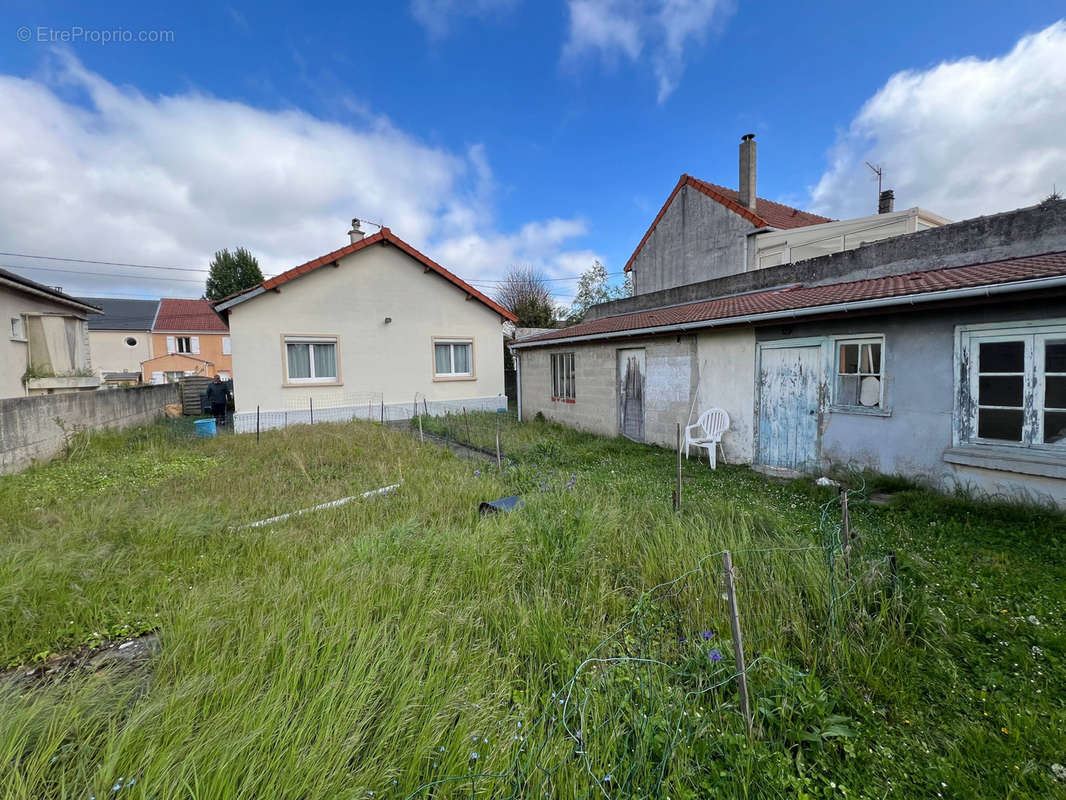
348 218 364 243
739 134 757 211
878 189 895 214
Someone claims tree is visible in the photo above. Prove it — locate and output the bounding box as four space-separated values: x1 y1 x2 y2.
566 260 629 325
205 247 264 301
495 267 557 328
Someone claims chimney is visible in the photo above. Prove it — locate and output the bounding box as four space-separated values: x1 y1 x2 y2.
878 189 894 214
738 134 757 212
348 218 364 244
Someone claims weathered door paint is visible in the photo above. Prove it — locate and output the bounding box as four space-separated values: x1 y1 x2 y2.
618 348 646 443
756 345 822 470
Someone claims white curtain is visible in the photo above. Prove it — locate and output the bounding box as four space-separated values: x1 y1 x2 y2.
453 343 471 373
313 344 336 378
435 343 451 374
287 343 311 379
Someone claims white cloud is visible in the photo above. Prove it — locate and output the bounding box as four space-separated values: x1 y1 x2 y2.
811 21 1066 221
562 0 734 102
410 0 518 38
0 51 596 301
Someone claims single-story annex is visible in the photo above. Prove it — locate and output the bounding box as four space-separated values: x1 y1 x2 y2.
214 222 516 431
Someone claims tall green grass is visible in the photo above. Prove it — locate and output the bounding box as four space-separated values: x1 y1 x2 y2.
0 415 1062 798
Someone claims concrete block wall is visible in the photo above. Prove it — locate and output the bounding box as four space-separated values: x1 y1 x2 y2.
517 335 698 448
0 383 179 473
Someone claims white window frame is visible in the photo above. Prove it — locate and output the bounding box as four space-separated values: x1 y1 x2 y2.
432 338 475 380
176 336 192 354
832 336 885 410
283 335 340 384
956 320 1066 451
551 352 576 402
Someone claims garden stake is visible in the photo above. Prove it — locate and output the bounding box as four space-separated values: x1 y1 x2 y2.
722 549 753 737
419 411 424 443
256 405 260 443
495 415 502 471
463 406 471 443
423 397 429 416
840 487 852 581
309 396 314 425
675 422 682 512
381 400 385 423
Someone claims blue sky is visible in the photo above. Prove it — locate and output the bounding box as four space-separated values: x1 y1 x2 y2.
0 1 1064 302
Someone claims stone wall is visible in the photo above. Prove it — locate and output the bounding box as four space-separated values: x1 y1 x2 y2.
0 384 179 473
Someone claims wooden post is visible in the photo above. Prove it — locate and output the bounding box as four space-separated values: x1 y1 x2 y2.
309 396 314 425
675 422 682 512
840 488 852 581
423 398 429 416
495 415 502 471
367 399 372 421
463 407 471 444
722 550 753 737
418 412 424 443
381 400 385 423
256 405 260 443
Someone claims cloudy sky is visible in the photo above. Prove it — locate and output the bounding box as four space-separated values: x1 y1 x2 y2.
0 2 1063 303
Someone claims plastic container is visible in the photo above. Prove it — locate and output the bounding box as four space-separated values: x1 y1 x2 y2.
194 418 217 437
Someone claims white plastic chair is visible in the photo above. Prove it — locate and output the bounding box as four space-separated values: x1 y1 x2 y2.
685 408 730 469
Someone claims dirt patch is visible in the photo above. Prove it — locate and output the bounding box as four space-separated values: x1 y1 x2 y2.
1 632 160 691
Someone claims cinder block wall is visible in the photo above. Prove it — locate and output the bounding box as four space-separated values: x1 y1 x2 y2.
517 335 698 448
0 384 179 473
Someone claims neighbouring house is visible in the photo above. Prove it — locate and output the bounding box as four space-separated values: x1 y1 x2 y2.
513 140 1066 505
143 298 232 384
77 297 159 385
214 221 516 432
1 268 101 398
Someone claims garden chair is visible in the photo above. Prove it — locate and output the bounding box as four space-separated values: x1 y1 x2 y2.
684 408 730 469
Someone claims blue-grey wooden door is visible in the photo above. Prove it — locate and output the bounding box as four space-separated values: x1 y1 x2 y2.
756 344 822 470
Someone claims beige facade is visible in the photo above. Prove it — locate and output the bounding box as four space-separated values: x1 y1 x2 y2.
89 330 153 378
516 328 756 463
1 283 98 399
224 240 507 430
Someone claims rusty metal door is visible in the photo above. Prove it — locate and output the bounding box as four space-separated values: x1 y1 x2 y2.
756 344 821 471
618 348 646 442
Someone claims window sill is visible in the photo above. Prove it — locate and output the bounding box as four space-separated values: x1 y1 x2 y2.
9 337 27 343
943 445 1066 480
282 380 343 388
828 405 891 418
551 397 576 404
433 374 476 382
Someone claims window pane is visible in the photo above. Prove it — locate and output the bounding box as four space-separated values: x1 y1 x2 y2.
1046 376 1066 409
453 343 471 373
435 343 451 374
1044 411 1066 444
313 344 336 378
836 374 859 405
977 408 1024 441
287 343 311 379
979 340 1023 373
1046 341 1066 373
978 375 1023 407
867 342 882 374
839 344 858 374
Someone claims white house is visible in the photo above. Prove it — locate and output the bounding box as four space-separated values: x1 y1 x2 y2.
214 222 516 431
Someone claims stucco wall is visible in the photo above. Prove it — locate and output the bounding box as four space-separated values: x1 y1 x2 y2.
756 298 1066 504
631 184 752 296
0 383 179 473
226 240 506 417
695 328 755 464
0 289 91 399
517 335 698 448
89 330 153 377
150 333 232 378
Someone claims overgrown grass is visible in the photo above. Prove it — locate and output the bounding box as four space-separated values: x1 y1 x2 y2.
0 414 1063 798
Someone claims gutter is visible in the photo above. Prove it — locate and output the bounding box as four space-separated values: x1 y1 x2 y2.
214 286 266 312
0 275 102 315
514 351 522 422
510 274 1066 349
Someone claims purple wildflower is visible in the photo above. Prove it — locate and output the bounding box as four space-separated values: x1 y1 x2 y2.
708 649 723 662
701 631 715 641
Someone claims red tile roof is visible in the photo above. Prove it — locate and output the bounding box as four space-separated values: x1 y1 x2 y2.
154 299 229 332
624 174 834 272
516 251 1066 346
222 228 517 322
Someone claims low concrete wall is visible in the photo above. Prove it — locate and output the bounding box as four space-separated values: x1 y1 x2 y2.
0 384 179 473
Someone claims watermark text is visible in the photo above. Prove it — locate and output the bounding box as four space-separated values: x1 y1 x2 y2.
16 26 175 44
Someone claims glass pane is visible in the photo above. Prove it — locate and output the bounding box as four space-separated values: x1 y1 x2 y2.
567 354 575 399
313 344 336 378
287 343 310 379
1046 341 1066 373
978 375 1023 407
838 344 858 374
435 343 451 374
1046 376 1066 409
977 408 1023 441
836 374 859 405
1044 411 1066 444
453 343 471 374
979 340 1023 373
859 343 880 374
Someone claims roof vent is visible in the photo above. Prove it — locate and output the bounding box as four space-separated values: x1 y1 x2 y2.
348 218 364 244
739 134 757 212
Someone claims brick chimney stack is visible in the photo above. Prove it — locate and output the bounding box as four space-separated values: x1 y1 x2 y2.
348 218 364 244
739 134 757 212
878 189 895 214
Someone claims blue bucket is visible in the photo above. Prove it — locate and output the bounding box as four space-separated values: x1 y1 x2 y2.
194 418 217 437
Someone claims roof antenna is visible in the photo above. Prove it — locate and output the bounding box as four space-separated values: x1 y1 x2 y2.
865 162 883 208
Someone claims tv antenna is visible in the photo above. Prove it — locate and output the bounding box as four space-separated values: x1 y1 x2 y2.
865 162 883 196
